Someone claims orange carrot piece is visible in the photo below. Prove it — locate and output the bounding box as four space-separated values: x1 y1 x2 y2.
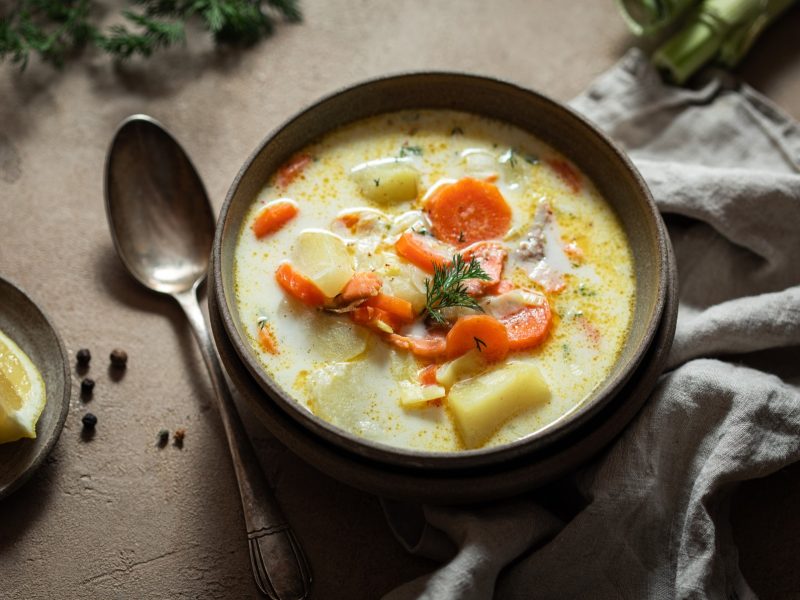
419 364 439 386
546 158 581 193
362 294 415 323
498 302 552 351
426 178 512 246
252 201 298 238
350 306 404 333
275 262 326 307
461 241 507 296
445 315 509 362
258 323 279 354
395 232 450 274
277 153 313 188
339 272 383 304
386 334 447 360
338 213 361 231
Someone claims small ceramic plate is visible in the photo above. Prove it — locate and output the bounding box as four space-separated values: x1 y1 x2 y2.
0 276 70 500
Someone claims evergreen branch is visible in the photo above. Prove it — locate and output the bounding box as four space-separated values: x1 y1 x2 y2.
0 0 302 69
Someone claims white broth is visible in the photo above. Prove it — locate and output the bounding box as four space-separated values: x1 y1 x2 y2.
234 110 635 451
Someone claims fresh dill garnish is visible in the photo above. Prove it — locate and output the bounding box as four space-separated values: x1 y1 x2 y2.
474 337 487 352
1 0 302 70
423 254 491 325
399 145 423 157
578 283 596 297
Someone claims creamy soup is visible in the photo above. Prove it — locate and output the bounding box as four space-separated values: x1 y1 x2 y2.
234 110 635 451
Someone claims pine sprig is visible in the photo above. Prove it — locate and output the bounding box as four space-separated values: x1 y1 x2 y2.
99 11 185 59
0 0 302 69
424 254 491 326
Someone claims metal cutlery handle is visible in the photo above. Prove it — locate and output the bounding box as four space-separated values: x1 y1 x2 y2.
176 287 311 600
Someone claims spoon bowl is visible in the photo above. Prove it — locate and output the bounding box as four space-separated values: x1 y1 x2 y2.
105 115 213 295
105 115 311 600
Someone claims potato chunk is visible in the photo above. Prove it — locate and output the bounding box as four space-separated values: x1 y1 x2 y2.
351 158 419 205
308 361 372 431
435 350 486 389
448 362 550 449
292 229 354 297
399 382 446 408
315 317 369 361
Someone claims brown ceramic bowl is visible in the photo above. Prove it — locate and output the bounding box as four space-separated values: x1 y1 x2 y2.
212 73 671 476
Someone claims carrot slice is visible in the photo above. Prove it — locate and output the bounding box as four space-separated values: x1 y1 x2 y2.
258 323 279 354
252 200 298 238
461 241 507 296
277 153 312 188
337 213 361 231
498 302 552 351
546 158 581 193
395 231 450 274
361 293 415 323
339 272 383 304
426 178 512 246
419 364 439 386
445 315 509 362
386 334 447 359
275 262 326 307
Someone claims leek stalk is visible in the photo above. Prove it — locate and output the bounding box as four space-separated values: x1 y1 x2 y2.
619 0 798 84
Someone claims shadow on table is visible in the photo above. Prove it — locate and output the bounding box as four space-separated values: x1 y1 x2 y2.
93 245 211 406
0 443 61 547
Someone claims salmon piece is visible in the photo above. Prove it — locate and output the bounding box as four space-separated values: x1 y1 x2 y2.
461 241 507 296
338 272 383 304
386 333 446 359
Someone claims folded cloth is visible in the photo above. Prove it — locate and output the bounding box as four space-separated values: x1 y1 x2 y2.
382 49 800 600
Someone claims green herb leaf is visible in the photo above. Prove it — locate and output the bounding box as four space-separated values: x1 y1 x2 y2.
423 254 491 325
399 144 423 157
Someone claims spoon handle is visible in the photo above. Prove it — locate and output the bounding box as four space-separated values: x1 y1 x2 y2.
175 287 311 600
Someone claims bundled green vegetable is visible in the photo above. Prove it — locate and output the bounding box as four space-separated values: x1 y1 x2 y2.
0 0 301 69
617 0 798 83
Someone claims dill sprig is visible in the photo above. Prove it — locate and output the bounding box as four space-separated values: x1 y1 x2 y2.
424 254 491 325
0 0 302 70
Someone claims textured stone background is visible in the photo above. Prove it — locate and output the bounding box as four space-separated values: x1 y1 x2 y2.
1 1 798 598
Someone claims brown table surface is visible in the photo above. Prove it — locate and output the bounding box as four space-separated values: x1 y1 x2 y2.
1 2 799 598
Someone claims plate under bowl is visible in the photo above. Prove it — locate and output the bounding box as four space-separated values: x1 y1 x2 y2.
213 72 670 470
0 277 71 500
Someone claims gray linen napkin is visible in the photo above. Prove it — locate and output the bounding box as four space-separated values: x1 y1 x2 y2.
382 49 800 600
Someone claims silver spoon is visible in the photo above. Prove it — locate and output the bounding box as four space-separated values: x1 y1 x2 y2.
105 114 311 600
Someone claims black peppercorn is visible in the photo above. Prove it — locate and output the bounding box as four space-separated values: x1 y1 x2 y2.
109 348 128 368
157 429 169 447
76 348 91 366
82 413 98 429
80 378 95 396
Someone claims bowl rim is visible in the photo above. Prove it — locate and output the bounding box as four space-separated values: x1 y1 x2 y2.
213 71 669 469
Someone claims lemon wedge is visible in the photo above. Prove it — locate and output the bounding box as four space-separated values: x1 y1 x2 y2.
0 328 46 444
